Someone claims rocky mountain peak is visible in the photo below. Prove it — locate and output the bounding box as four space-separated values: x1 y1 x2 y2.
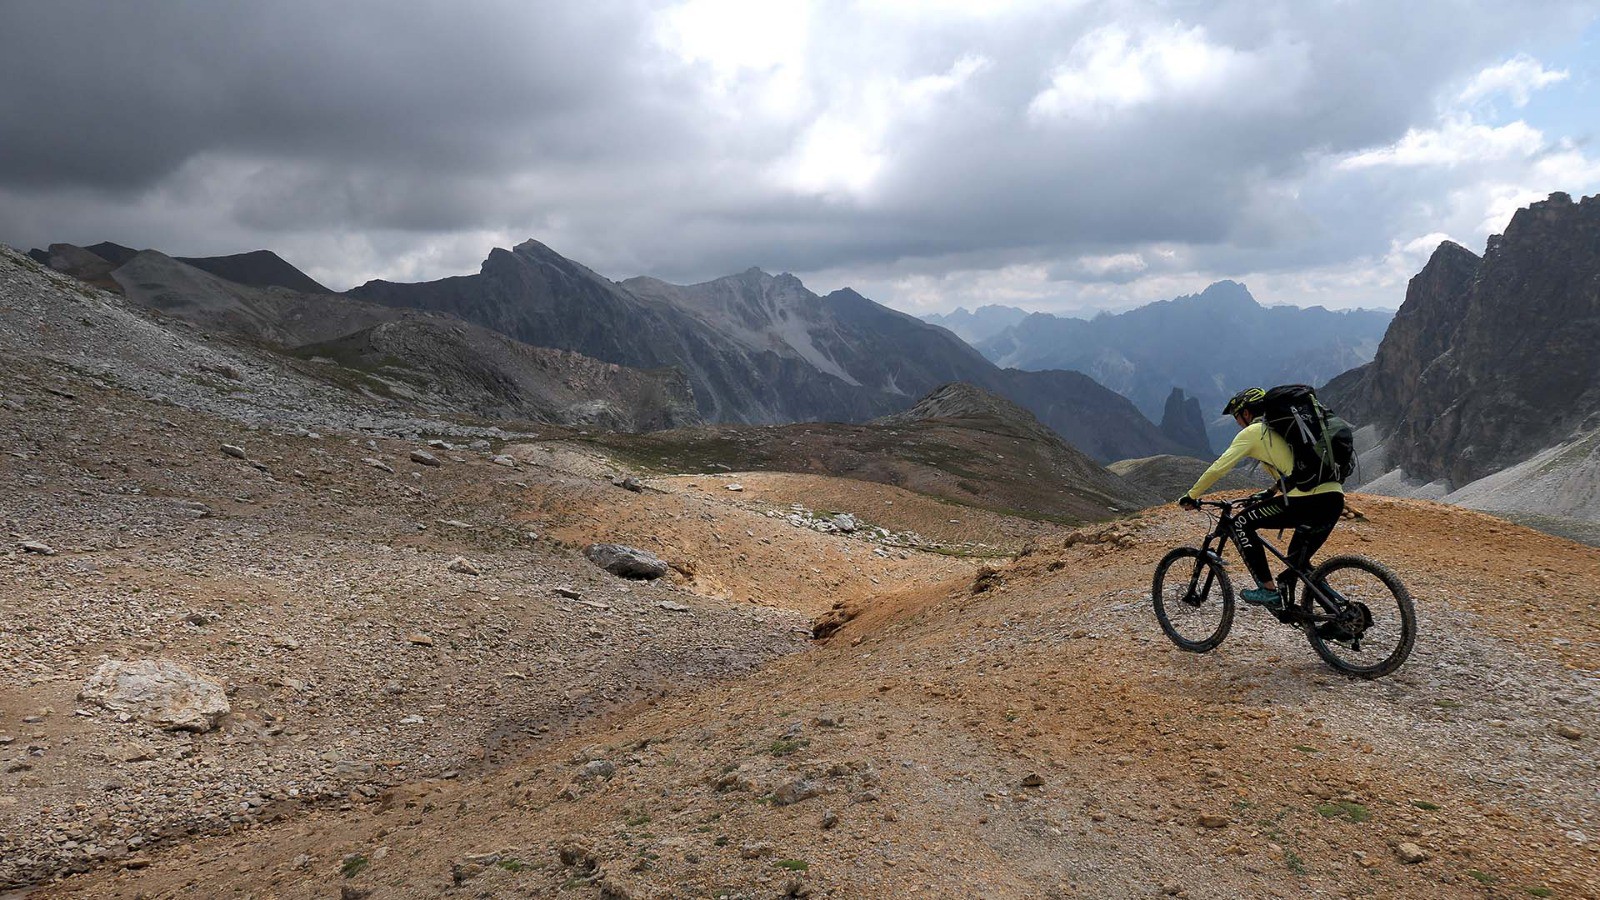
1329 191 1600 487
1158 387 1211 457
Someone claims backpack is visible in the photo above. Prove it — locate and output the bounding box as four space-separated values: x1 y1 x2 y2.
1256 384 1355 490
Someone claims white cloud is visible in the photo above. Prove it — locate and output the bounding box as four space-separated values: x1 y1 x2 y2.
1458 54 1569 108
1074 252 1147 277
1337 117 1546 169
1028 23 1304 121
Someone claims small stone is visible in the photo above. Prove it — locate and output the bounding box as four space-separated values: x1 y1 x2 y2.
614 476 644 493
1555 724 1583 740
409 450 441 467
20 541 56 556
1021 773 1044 788
771 779 822 807
738 842 772 859
585 544 669 580
448 557 482 576
398 715 425 725
554 587 582 599
1197 814 1229 829
221 444 248 460
657 601 690 612
1161 881 1183 896
821 809 838 829
362 457 394 474
581 759 616 780
406 633 435 647
490 455 517 467
726 483 744 492
1395 842 1428 864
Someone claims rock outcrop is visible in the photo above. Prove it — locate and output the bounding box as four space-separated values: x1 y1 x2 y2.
1325 193 1600 487
1158 387 1211 457
78 659 231 732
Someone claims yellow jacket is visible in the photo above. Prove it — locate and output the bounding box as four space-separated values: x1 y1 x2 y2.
1186 420 1344 500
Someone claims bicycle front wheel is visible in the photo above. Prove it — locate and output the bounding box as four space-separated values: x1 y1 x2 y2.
1303 555 1416 678
1152 547 1234 652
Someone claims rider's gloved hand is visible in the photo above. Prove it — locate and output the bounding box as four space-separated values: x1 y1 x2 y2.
1177 495 1200 510
1248 489 1275 503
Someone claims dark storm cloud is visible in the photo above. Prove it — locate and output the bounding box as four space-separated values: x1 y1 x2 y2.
1 0 1595 307
0 0 663 190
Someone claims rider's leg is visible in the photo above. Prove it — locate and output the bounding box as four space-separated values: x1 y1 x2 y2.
1233 500 1293 589
1283 493 1346 577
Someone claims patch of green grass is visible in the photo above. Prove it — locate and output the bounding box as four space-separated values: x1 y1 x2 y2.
1410 799 1441 811
1433 699 1462 709
625 812 652 827
341 855 369 878
775 859 809 871
1314 801 1370 823
1525 886 1554 897
1466 869 1496 885
768 737 809 756
1293 745 1320 753
496 857 537 873
1283 849 1307 876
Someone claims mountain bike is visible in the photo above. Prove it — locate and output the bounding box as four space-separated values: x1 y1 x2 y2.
1152 497 1416 678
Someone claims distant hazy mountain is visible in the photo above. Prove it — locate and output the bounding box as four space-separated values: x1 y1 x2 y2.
920 305 1030 344
977 281 1392 448
1322 192 1600 530
348 239 1193 462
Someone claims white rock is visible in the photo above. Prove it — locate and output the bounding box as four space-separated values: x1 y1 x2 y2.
410 449 441 467
78 660 230 732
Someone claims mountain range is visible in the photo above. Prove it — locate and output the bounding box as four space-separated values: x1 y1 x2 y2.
976 281 1392 449
918 304 1030 344
28 238 1203 464
344 240 1201 462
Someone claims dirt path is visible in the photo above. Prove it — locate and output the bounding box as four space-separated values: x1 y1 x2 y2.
31 490 1598 899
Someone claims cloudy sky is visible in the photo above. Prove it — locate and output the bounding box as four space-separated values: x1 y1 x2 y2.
3 1 1597 314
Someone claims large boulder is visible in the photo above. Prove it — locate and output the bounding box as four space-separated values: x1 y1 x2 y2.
584 544 669 579
78 659 231 732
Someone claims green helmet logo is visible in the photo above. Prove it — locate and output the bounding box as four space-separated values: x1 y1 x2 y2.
1223 387 1266 416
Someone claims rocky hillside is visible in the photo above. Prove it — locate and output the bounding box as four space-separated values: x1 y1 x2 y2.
13 245 697 433
979 281 1391 448
297 319 699 432
583 382 1159 526
1106 454 1261 500
346 240 1188 462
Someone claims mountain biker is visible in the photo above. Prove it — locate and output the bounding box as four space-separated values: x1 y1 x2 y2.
1177 387 1345 608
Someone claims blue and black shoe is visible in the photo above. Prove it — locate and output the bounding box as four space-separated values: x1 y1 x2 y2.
1240 587 1283 608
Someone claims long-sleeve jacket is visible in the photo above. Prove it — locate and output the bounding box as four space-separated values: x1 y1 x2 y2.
1185 420 1344 500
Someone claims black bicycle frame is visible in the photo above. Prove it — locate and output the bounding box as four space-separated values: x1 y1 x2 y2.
1200 501 1342 623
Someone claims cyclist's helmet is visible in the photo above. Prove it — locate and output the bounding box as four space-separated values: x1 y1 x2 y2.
1223 387 1266 416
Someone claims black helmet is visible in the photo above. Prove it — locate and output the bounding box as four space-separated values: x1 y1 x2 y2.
1223 387 1266 416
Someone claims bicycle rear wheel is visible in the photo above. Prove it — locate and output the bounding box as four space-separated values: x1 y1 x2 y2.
1303 555 1415 678
1152 547 1234 652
